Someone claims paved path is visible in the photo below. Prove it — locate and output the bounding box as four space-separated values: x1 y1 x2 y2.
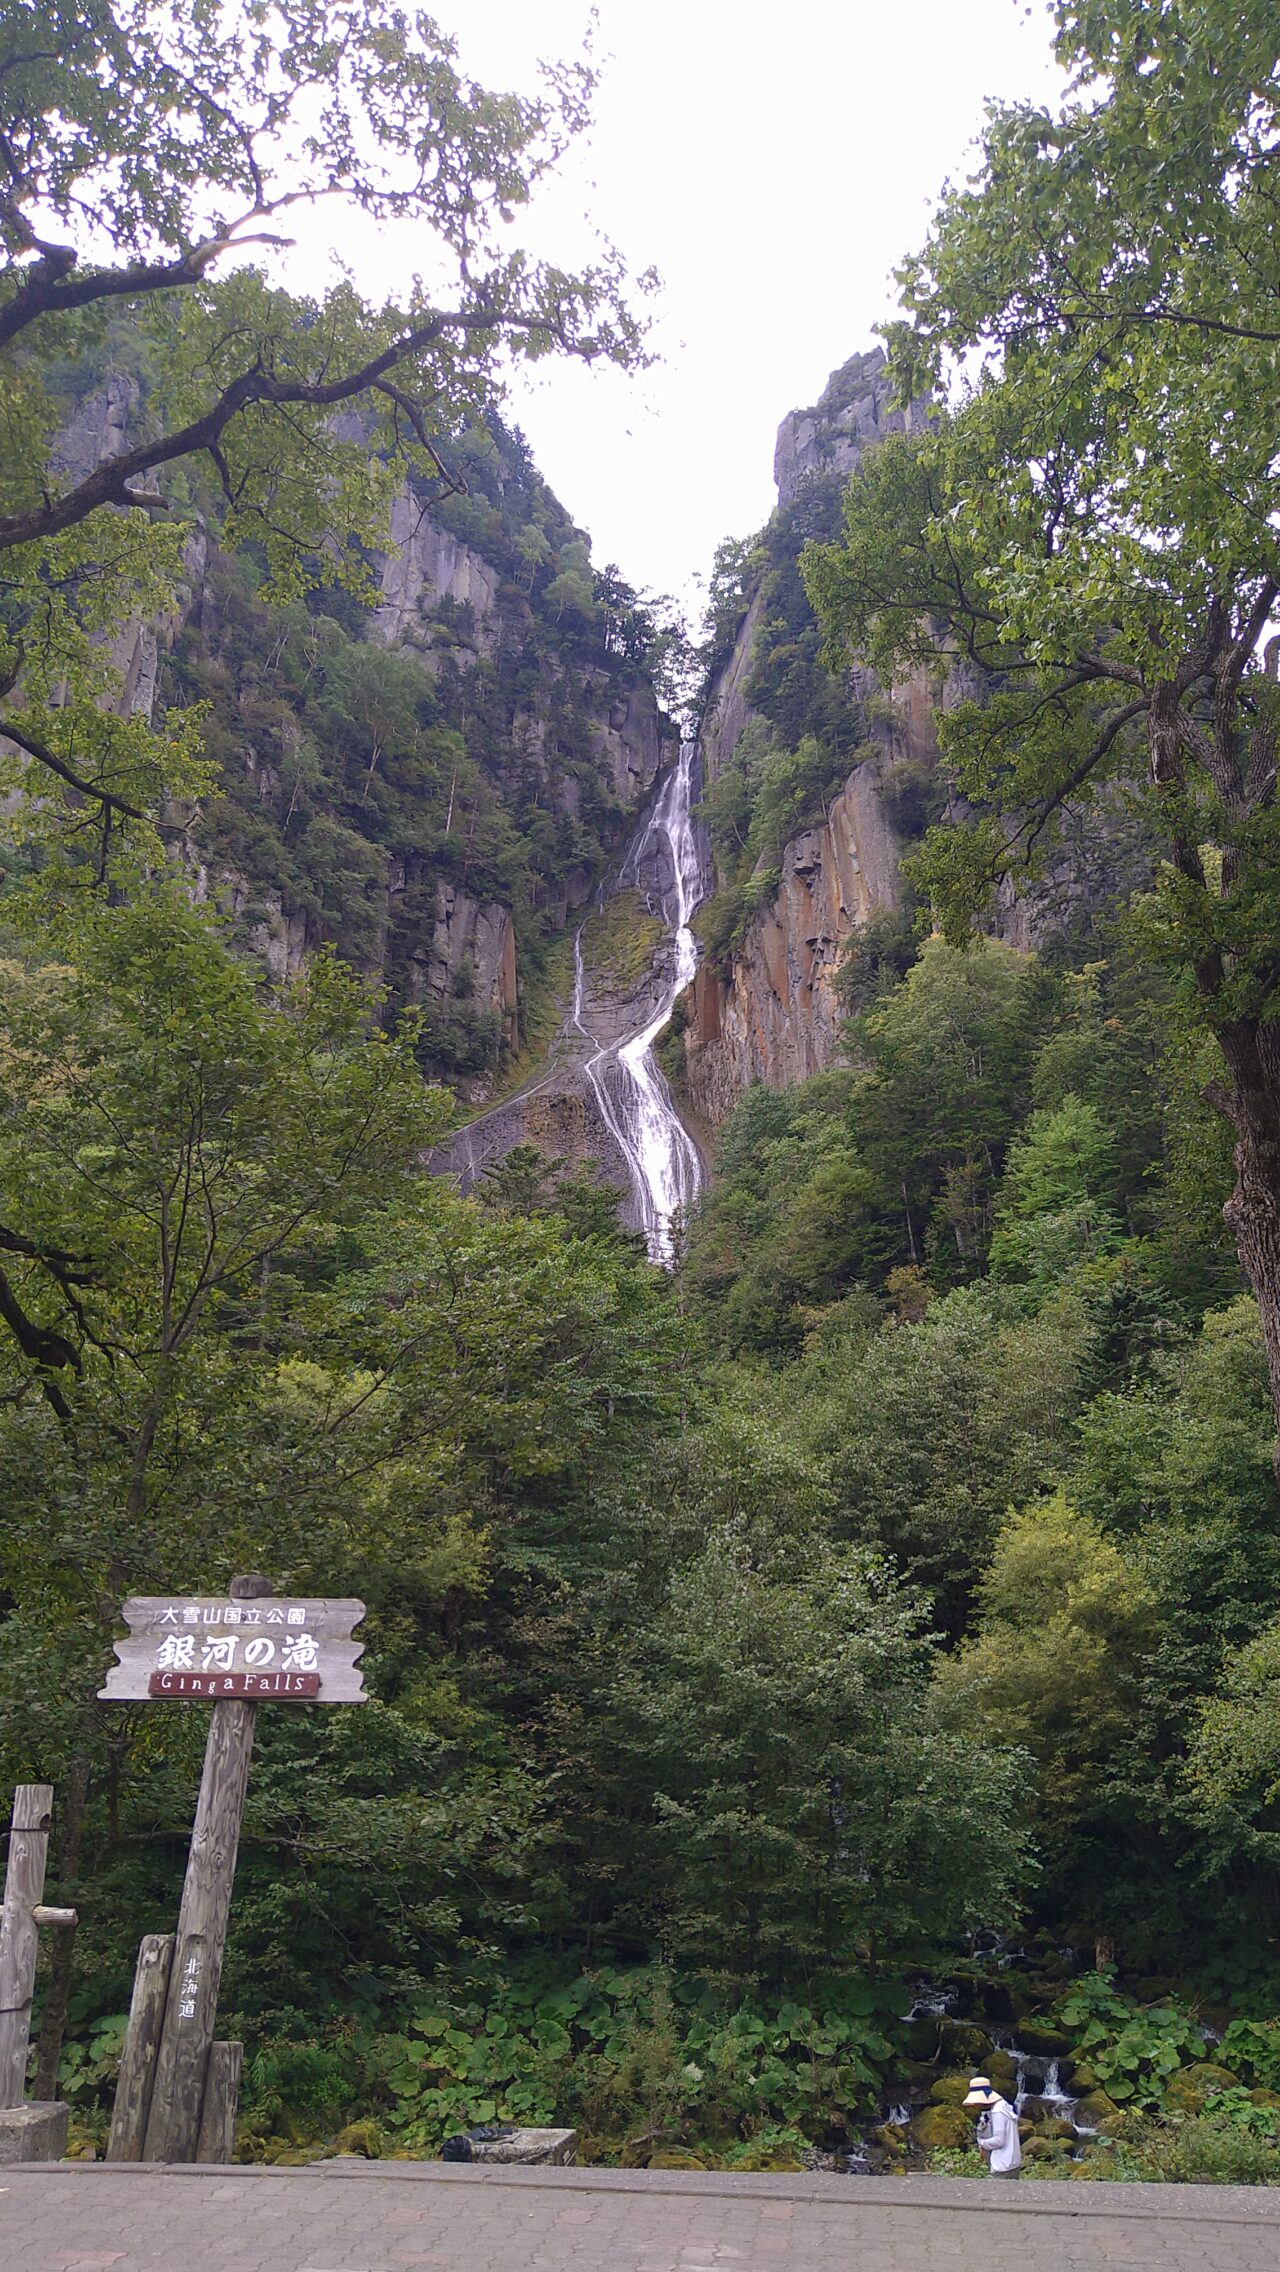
4 2160 1280 2272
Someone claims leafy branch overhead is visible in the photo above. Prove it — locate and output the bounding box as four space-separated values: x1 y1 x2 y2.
0 0 653 855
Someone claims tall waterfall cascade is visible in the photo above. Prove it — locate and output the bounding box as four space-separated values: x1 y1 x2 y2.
574 739 707 1262
431 739 710 1264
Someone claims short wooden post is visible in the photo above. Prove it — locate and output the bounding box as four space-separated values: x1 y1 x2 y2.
195 2041 242 2163
106 1934 174 2161
141 1576 269 2163
0 1785 53 2107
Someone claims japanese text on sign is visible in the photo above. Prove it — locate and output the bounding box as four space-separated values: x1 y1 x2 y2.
98 1597 366 1704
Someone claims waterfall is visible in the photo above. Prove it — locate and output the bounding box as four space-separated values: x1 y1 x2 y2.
576 738 707 1264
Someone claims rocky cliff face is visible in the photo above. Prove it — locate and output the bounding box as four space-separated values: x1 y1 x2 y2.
773 345 930 509
683 347 934 1121
685 756 901 1121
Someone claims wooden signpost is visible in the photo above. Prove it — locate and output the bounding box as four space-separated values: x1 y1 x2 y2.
100 1576 365 2164
0 1785 77 2163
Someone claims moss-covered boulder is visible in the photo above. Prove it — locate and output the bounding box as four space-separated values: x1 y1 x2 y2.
986 2049 1019 2093
1161 2060 1238 2116
331 2122 382 2158
930 2073 977 2106
648 2149 711 2171
1022 2135 1067 2162
1064 2059 1099 2092
1011 2020 1072 2056
937 2019 995 2068
728 2147 805 2172
1074 2089 1124 2134
910 2104 974 2153
1251 2088 1280 2111
1036 2117 1077 2141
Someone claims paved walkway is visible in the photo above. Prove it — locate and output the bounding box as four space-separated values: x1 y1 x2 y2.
4 2159 1280 2272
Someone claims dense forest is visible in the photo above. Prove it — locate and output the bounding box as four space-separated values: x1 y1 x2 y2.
4 0 1280 2189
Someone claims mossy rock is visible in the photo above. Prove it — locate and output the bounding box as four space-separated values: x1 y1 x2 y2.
900 2018 945 2059
873 2125 908 2153
649 2149 711 2171
1035 2117 1077 2141
937 2019 995 2067
1022 2135 1067 2162
331 2122 382 2159
986 2050 1018 2093
897 2058 938 2091
731 2148 806 2173
930 2073 977 2107
910 2104 974 2152
1162 2060 1237 2116
1064 2059 1099 2092
1074 2090 1124 2134
1251 2088 1280 2111
1011 2020 1072 2056
1180 2061 1238 2095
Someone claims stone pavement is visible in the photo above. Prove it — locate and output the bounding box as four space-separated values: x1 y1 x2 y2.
4 2159 1280 2272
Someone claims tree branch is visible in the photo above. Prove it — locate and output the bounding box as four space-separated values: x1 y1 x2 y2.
1021 698 1149 856
0 296 562 554
0 714 145 818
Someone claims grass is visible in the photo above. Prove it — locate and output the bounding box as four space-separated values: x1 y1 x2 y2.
580 891 666 993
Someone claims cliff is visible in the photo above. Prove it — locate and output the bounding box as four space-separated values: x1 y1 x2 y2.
684 346 932 1120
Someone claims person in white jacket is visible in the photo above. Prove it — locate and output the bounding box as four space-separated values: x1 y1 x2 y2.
963 2074 1022 2176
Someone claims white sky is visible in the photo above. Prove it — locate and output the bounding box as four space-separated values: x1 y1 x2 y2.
298 0 1064 619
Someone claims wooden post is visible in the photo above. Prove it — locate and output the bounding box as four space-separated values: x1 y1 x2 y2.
195 2041 242 2164
0 1785 52 2107
106 1934 174 2161
141 1576 270 2163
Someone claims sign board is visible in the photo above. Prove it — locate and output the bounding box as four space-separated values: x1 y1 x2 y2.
98 1597 366 1704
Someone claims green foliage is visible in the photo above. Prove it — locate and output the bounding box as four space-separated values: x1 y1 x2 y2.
1220 2021 1280 2095
1056 1974 1206 2106
800 0 1280 1432
1113 2109 1280 2186
0 0 652 890
566 1529 1028 1974
361 1966 905 2155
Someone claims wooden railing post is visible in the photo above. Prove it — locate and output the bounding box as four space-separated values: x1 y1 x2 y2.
0 1785 52 2108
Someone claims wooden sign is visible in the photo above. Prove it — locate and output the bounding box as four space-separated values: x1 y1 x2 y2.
101 1578 368 2168
98 1596 366 1704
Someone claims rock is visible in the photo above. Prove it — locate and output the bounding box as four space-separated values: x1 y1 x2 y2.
899 2019 945 2061
1066 2060 1100 2092
986 2050 1019 2093
936 2019 995 2068
648 2149 710 2171
1074 2089 1124 2134
1035 2118 1077 2141
1250 2088 1280 2110
331 2121 382 2158
685 756 903 1123
909 2104 975 2153
772 346 931 510
455 2126 577 2166
1022 2135 1067 2162
731 2147 806 2172
929 2074 976 2107
1161 2061 1236 2116
1009 2020 1072 2056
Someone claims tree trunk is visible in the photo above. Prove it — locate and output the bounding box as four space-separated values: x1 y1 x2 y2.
1216 1022 1280 1463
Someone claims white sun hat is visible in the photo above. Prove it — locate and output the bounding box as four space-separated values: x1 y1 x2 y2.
961 2075 998 2108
